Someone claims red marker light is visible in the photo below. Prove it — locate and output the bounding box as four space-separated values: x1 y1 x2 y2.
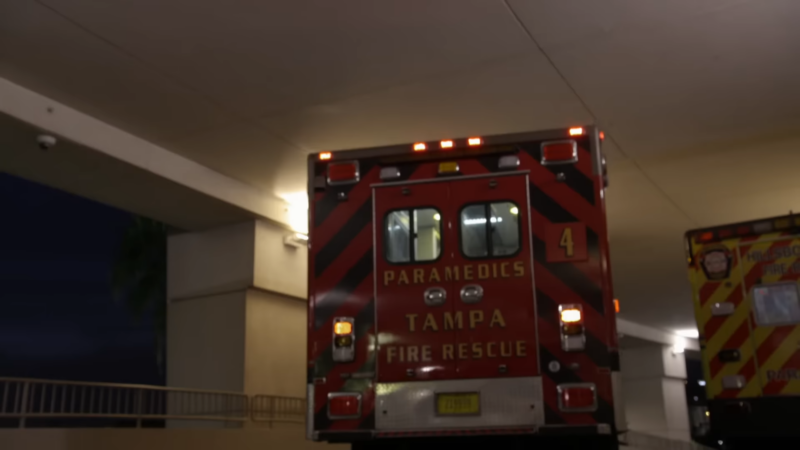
698 232 715 242
327 162 359 184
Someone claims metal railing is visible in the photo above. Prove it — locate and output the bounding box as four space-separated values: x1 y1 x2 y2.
0 377 265 428
249 395 305 426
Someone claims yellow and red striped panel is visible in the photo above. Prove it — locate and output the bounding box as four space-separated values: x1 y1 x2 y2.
690 232 800 400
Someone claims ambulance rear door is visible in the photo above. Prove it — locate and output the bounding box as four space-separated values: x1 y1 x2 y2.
737 235 800 395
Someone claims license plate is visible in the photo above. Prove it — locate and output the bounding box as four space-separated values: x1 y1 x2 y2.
436 393 480 416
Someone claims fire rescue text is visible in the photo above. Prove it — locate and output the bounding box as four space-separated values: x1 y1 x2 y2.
383 309 528 363
383 261 524 286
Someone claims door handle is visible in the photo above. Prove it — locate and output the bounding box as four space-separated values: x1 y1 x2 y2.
424 287 446 306
460 285 484 304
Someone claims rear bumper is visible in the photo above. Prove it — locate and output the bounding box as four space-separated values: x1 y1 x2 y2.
710 396 800 438
318 424 614 442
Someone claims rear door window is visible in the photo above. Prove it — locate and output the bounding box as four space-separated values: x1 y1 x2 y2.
385 208 442 263
459 201 520 258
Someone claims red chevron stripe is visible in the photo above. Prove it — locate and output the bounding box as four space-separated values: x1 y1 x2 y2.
313 325 376 414
762 350 800 395
704 239 793 343
314 225 373 294
717 359 756 399
530 209 606 293
314 166 380 250
534 260 605 339
575 146 595 180
521 153 602 234
540 368 568 425
310 274 374 361
537 319 611 405
756 326 794 373
709 320 750 379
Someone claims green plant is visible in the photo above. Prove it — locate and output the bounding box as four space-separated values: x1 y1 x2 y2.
111 216 168 375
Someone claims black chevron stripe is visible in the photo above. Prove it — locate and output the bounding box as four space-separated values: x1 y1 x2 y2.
314 199 372 277
313 251 373 330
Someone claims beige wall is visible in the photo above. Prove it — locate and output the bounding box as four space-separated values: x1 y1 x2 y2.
244 289 307 398
253 220 308 299
168 221 256 300
0 427 346 450
167 291 246 392
620 345 690 442
167 219 308 399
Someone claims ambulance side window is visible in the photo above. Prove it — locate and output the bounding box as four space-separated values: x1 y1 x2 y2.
385 208 441 264
460 201 520 259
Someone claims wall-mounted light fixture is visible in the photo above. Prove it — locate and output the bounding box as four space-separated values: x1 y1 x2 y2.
284 233 308 248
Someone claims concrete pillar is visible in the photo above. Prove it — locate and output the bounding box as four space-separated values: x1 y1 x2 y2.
620 344 691 441
166 220 308 407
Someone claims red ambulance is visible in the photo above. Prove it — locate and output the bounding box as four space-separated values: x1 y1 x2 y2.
306 126 623 449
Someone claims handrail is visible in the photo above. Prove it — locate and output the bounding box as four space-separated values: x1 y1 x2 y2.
0 377 304 428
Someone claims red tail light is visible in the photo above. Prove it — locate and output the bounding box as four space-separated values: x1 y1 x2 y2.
541 141 578 165
697 231 715 243
328 393 361 419
327 162 360 186
558 384 597 412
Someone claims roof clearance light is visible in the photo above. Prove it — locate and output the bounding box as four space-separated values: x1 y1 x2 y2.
468 137 482 146
319 152 332 160
569 127 584 136
413 143 427 152
614 299 620 313
698 231 715 243
599 131 605 140
440 140 454 149
560 308 582 324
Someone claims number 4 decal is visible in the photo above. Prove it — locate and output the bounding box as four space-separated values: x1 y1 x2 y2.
559 227 575 257
546 222 588 262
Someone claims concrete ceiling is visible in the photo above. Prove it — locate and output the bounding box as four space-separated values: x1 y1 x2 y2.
2 0 800 334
